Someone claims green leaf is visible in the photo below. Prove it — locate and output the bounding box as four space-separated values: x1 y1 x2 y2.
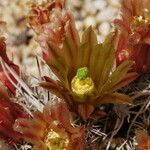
77 43 89 68
111 72 138 91
78 104 94 120
97 92 132 105
99 60 134 95
96 44 115 90
79 26 98 69
62 37 77 79
47 42 61 63
47 42 69 88
65 18 80 50
81 26 97 45
40 81 65 100
88 44 102 79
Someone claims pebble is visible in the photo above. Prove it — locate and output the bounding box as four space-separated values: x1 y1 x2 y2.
84 16 98 28
97 6 119 21
99 22 110 35
68 0 120 41
93 0 107 10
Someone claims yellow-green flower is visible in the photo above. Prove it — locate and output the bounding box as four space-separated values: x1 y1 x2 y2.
14 100 84 150
40 25 138 120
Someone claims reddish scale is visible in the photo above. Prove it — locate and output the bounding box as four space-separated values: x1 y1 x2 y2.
28 5 50 33
28 1 74 63
0 63 19 94
0 98 30 144
115 0 150 73
42 51 49 62
0 37 20 94
115 23 150 73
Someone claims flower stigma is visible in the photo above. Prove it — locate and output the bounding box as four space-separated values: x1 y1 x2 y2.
77 67 89 80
